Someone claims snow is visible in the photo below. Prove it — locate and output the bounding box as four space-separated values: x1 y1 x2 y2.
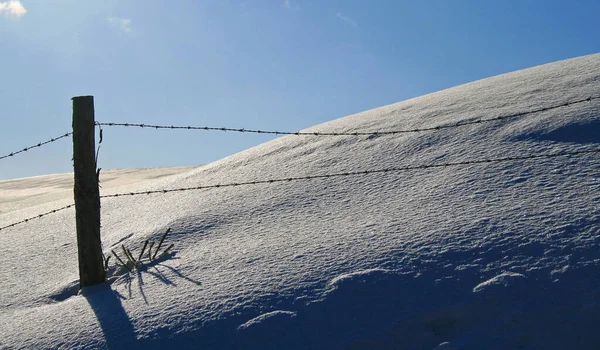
472 272 526 293
1 53 600 349
0 167 196 215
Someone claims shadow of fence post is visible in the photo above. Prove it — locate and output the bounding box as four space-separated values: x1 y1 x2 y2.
81 283 138 349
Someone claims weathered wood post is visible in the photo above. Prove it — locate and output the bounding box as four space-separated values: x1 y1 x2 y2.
72 95 105 288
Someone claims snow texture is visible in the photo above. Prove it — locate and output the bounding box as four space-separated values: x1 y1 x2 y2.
1 53 600 349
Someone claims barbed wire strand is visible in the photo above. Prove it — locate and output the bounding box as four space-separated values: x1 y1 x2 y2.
100 147 600 198
0 132 73 161
97 96 599 136
0 204 74 232
2 147 598 232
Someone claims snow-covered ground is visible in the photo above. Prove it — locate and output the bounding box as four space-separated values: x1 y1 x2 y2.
1 53 599 349
0 167 197 215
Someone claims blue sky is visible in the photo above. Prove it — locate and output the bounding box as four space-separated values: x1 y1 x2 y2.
1 0 599 180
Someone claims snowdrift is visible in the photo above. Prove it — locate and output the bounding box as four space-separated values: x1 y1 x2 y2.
1 53 599 349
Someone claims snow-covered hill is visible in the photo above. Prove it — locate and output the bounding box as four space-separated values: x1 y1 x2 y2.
0 167 197 215
1 53 599 349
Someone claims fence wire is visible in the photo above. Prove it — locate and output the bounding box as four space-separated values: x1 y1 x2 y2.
97 96 599 136
100 147 600 198
2 146 599 232
2 94 600 232
0 204 74 232
0 132 72 161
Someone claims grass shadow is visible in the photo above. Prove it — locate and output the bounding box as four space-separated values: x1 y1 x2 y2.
114 255 202 304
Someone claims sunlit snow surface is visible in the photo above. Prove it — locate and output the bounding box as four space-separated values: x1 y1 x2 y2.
1 54 600 349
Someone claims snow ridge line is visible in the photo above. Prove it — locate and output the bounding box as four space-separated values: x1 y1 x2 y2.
1 96 597 162
96 96 599 136
0 132 72 161
2 147 598 232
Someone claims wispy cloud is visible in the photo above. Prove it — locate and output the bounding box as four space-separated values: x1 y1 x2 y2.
283 0 299 10
108 17 132 33
336 12 357 27
0 0 27 17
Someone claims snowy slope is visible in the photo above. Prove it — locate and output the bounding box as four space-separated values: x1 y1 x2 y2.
1 53 599 349
0 167 197 214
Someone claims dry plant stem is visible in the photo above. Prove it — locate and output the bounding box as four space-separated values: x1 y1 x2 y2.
107 229 175 273
112 250 131 272
127 248 137 264
121 245 130 262
153 228 171 260
147 241 155 261
138 240 149 262
158 244 175 258
122 245 135 266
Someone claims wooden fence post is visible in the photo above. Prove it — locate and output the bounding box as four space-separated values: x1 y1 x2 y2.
72 95 105 288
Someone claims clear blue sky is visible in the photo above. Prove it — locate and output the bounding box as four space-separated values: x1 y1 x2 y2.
1 0 599 180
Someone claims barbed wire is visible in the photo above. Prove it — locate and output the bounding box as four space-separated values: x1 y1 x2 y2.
3 146 598 232
0 204 74 232
0 132 72 161
97 96 599 136
100 147 600 198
